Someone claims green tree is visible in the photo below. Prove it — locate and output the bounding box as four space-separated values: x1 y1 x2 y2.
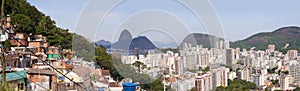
1 0 73 49
202 66 210 72
11 14 34 34
215 86 226 91
132 61 146 73
190 87 198 91
271 80 279 85
36 16 55 35
267 66 278 74
295 87 300 91
219 79 258 91
282 71 289 75
72 34 94 61
140 79 165 91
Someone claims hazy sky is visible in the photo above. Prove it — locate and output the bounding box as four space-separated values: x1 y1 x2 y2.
27 0 300 43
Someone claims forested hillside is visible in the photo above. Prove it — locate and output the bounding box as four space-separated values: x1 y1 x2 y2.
231 26 300 53
3 0 73 48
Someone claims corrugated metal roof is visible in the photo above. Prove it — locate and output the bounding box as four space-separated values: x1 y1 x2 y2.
0 70 27 82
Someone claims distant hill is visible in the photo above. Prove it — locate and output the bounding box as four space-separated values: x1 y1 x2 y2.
96 40 111 48
180 26 300 53
118 29 132 41
153 41 178 48
108 30 156 54
129 36 156 50
231 26 300 52
180 33 224 49
111 29 133 53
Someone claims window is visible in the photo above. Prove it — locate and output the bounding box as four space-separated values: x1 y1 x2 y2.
70 82 73 86
18 83 24 90
14 61 17 67
66 82 73 88
66 83 70 87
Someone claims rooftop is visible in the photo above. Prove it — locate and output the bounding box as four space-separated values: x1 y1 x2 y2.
0 70 27 82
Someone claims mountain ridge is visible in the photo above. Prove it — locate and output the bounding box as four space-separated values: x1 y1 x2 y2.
107 29 157 54
231 26 300 52
98 26 300 53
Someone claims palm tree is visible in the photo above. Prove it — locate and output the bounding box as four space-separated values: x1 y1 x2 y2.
132 61 146 73
36 16 55 35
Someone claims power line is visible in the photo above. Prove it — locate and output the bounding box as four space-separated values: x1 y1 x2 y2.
0 0 86 90
7 70 50 90
3 28 87 90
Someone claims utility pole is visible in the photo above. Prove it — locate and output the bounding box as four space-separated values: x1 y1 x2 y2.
163 67 166 91
1 0 5 85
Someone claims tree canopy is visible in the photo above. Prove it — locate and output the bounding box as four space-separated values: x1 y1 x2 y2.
216 79 258 91
2 0 73 49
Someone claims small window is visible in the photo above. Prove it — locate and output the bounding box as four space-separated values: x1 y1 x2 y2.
14 61 17 67
70 82 73 86
18 83 24 90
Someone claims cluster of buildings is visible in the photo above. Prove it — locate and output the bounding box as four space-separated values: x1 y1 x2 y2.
121 38 300 91
5 12 298 91
1 31 79 90
0 15 77 91
121 41 231 91
0 15 136 91
195 67 228 91
193 43 300 91
223 44 300 91
178 41 300 91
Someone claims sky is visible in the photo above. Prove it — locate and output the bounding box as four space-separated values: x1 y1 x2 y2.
27 0 300 44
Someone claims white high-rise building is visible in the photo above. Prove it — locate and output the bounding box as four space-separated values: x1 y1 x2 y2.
181 43 210 70
268 45 275 52
238 67 252 81
211 67 229 88
195 72 213 91
289 61 300 85
226 48 235 66
279 75 294 90
261 68 268 76
252 74 264 86
287 50 298 59
245 57 254 67
228 72 237 80
219 40 224 49
195 67 229 91
224 40 230 49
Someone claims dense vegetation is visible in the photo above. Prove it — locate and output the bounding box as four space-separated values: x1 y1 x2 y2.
295 87 300 91
181 26 300 53
231 26 300 53
4 0 92 63
267 66 278 74
140 78 167 91
216 79 257 91
2 0 73 49
72 34 95 61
